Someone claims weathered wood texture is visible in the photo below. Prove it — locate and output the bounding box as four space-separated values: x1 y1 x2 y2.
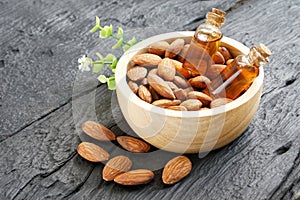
0 0 299 199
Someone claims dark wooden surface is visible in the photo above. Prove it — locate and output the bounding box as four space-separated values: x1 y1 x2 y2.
1 0 300 199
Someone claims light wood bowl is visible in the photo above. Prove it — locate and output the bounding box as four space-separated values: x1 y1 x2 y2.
115 31 263 153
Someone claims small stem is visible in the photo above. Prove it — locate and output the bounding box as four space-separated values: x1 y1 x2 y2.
111 34 131 46
92 61 113 65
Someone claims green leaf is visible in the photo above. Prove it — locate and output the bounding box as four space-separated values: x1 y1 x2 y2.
107 77 116 90
117 27 124 39
107 24 113 37
96 53 104 60
128 37 137 46
105 54 116 62
93 63 104 73
110 58 118 69
90 25 99 33
122 44 131 52
100 29 109 38
98 75 107 83
112 38 123 49
96 16 100 26
111 68 116 73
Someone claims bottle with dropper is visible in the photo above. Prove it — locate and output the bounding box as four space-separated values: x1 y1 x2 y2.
183 8 226 75
210 44 271 100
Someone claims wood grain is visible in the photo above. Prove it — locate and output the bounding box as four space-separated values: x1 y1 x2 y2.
0 0 299 199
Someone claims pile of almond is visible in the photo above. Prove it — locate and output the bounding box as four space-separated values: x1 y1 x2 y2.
127 38 234 110
77 121 192 186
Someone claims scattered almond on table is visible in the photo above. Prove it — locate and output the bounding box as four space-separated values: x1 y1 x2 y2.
77 121 193 186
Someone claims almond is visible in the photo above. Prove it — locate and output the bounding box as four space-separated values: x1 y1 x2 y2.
173 76 189 89
82 121 116 141
210 98 233 108
183 59 207 75
152 99 181 108
128 81 138 94
114 169 154 185
157 58 176 81
117 136 150 153
165 39 185 58
149 86 160 100
173 89 187 101
167 105 188 111
147 74 175 99
188 75 211 89
178 44 190 63
140 78 148 86
77 142 110 162
171 59 191 79
166 81 179 91
218 46 232 61
205 64 226 80
131 53 162 67
138 85 152 103
212 51 225 64
102 155 132 181
226 59 234 65
180 99 202 111
148 41 170 56
148 68 158 75
162 156 192 185
127 66 147 81
188 91 212 107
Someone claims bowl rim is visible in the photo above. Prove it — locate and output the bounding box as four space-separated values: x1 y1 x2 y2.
115 31 264 118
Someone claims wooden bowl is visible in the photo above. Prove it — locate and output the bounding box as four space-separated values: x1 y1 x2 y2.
115 31 263 153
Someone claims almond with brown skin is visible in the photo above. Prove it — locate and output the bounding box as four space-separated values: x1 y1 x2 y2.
167 105 188 111
117 136 150 153
180 99 202 111
138 85 152 103
188 76 211 89
114 169 154 185
210 98 233 108
166 81 179 91
205 64 226 80
147 74 175 99
171 59 191 79
178 44 190 63
127 66 147 81
102 155 132 181
149 86 160 100
212 51 225 64
157 58 176 81
82 121 116 141
165 39 185 58
148 41 170 56
77 142 110 162
188 91 212 107
131 53 162 67
148 68 158 75
218 46 232 61
140 78 148 86
128 81 138 94
152 99 181 108
162 156 192 185
173 89 187 101
174 76 189 89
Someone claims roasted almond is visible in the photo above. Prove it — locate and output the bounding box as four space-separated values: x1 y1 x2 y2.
173 76 189 89
102 155 132 181
127 66 147 81
167 105 188 111
178 44 190 63
114 169 154 185
188 75 211 89
82 121 116 141
148 68 158 75
180 99 202 111
128 81 139 94
152 99 181 108
188 91 212 107
173 89 187 101
157 58 176 81
212 51 225 64
171 59 191 79
205 64 227 80
131 53 162 67
138 85 152 103
210 98 233 108
140 78 148 86
166 81 179 91
149 86 160 100
77 142 110 162
148 41 170 56
147 74 175 99
162 156 192 185
117 136 150 153
165 39 185 58
218 46 232 61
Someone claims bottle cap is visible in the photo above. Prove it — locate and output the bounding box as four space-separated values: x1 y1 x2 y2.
257 43 271 57
212 8 226 17
206 12 225 27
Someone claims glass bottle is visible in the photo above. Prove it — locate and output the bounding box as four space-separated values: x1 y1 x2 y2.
210 44 271 100
182 8 226 75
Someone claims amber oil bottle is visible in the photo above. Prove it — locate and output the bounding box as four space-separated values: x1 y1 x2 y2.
182 8 226 75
